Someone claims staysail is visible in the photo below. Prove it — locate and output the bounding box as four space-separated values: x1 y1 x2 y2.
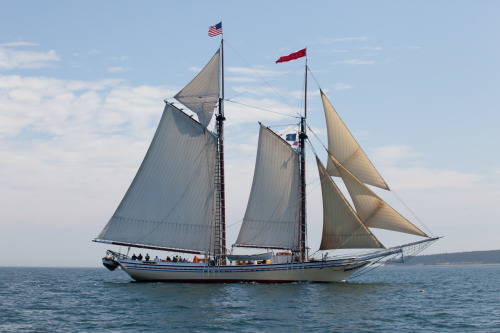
174 49 220 128
316 157 383 249
321 90 389 190
235 124 301 249
327 153 428 237
96 103 218 253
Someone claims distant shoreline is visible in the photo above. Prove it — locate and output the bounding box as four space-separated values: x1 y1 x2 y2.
386 263 500 267
386 249 500 266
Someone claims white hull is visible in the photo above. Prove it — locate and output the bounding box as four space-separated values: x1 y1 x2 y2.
117 259 369 283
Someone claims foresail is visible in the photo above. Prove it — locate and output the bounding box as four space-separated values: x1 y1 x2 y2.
321 90 389 190
328 153 429 237
174 49 220 128
316 157 383 249
96 103 218 253
235 124 301 249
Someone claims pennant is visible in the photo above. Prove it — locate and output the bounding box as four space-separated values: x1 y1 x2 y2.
209 22 223 37
276 48 306 64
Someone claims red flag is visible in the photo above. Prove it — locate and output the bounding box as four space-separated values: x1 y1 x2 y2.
276 48 306 64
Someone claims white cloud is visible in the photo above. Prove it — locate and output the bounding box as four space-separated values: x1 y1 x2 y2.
0 41 38 47
320 37 369 43
330 49 348 53
359 46 382 51
0 75 179 239
0 48 60 70
110 56 129 61
227 66 282 78
333 59 377 65
333 83 352 90
371 145 423 165
188 66 201 72
370 145 481 190
107 66 127 72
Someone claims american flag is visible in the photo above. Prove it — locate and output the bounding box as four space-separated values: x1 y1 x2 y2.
208 22 222 37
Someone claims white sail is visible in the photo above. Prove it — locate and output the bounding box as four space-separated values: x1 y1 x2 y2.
174 49 220 128
316 157 383 249
328 153 428 237
321 90 389 190
235 124 301 249
96 103 218 252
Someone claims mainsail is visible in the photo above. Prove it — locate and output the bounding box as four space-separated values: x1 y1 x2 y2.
174 49 220 128
96 103 218 253
321 90 389 190
327 153 428 237
316 157 383 249
235 124 301 249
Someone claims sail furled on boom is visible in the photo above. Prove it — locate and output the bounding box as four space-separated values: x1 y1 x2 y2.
321 90 389 190
235 124 301 249
96 103 218 253
327 153 428 237
317 157 384 249
174 49 220 128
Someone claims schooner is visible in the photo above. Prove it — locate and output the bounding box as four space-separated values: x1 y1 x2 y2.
94 31 439 283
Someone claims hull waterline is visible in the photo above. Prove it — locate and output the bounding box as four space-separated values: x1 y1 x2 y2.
117 259 369 283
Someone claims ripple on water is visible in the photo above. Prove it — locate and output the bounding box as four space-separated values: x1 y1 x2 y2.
0 266 499 332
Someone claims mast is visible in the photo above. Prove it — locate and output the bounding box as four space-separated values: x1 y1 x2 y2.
299 57 308 262
215 38 226 264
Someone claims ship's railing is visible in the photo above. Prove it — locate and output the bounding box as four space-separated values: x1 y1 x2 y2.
106 249 130 260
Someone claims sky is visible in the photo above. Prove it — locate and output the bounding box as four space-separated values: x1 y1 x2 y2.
1 1 499 267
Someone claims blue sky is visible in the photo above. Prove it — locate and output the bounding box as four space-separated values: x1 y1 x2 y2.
1 1 499 267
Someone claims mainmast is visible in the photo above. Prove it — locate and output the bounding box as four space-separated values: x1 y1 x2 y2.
215 38 226 264
299 58 308 262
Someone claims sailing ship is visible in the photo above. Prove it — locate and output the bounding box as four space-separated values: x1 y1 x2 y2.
94 39 439 283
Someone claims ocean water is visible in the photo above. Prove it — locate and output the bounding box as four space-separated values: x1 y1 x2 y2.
1 265 499 332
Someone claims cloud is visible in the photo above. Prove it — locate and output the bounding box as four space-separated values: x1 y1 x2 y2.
333 59 377 65
107 66 128 72
370 145 481 190
0 48 60 70
227 66 282 78
320 37 369 43
359 46 382 51
0 41 38 47
333 83 352 90
371 145 423 166
0 74 172 139
0 74 181 237
110 56 129 61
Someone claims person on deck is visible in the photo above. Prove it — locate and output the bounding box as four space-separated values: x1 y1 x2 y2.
137 253 143 261
193 255 199 263
154 256 160 262
131 254 137 260
145 253 150 261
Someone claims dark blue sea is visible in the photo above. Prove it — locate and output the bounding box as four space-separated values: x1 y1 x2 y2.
1 265 499 332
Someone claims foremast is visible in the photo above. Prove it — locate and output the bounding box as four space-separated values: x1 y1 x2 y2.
214 38 226 264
